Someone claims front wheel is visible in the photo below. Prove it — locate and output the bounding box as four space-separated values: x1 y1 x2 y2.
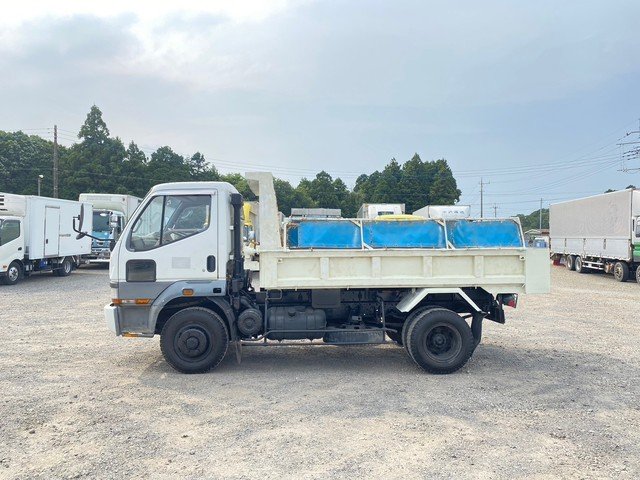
2 261 23 285
613 261 629 282
160 307 229 373
405 308 474 374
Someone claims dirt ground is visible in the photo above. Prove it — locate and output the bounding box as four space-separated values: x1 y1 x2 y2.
0 265 639 479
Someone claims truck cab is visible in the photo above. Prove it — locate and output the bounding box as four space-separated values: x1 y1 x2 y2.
108 182 232 334
89 209 125 262
0 217 24 284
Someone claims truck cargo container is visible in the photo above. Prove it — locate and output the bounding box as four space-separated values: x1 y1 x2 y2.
101 172 550 374
0 193 92 285
550 189 640 282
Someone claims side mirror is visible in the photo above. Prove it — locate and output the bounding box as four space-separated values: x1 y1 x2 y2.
74 204 87 240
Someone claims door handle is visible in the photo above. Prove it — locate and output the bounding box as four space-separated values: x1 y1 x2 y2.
207 255 216 272
45 239 49 244
18 247 22 251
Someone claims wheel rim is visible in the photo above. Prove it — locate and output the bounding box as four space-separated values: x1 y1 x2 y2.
576 258 581 271
423 323 462 364
7 266 19 282
566 257 572 269
175 325 212 362
615 264 622 279
64 261 71 274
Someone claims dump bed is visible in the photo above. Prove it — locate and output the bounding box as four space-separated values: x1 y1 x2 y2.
245 172 550 296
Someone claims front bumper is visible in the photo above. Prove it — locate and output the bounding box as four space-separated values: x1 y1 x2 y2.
104 304 120 335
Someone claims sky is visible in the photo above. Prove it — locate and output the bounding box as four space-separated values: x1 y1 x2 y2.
1 0 639 216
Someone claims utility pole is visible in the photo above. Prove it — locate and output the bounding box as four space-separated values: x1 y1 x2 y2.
493 204 498 218
479 178 489 218
37 175 43 196
539 198 543 230
53 125 59 198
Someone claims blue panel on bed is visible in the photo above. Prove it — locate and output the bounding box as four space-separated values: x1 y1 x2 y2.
288 221 362 248
363 220 446 248
446 219 523 248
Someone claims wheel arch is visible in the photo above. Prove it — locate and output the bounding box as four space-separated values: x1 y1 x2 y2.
154 296 236 339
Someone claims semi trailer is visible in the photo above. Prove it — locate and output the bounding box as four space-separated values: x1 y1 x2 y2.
98 172 550 374
550 189 640 282
0 193 92 285
78 193 142 263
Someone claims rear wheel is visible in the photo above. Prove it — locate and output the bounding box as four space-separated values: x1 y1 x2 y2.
2 261 22 285
160 307 229 374
55 257 73 277
565 255 575 271
575 256 588 274
405 308 474 374
613 261 629 282
636 267 640 284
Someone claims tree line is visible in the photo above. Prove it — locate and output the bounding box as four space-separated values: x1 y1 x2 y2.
0 106 464 217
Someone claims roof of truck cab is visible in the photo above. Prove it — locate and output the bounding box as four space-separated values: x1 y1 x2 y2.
148 181 239 195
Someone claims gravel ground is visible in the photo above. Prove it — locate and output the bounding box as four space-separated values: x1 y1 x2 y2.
0 264 639 479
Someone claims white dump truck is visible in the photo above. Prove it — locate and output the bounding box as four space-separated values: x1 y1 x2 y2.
78 193 142 263
0 193 92 285
99 172 549 374
550 189 640 282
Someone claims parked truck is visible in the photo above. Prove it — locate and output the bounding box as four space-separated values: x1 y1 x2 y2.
0 193 92 285
550 189 640 282
78 193 142 263
357 203 404 219
98 172 549 374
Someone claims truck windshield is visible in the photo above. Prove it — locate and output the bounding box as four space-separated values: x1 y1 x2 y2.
93 212 111 233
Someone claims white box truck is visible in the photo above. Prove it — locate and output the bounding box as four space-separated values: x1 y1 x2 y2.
413 205 471 220
550 189 640 282
102 172 550 375
78 193 142 263
0 193 92 285
357 203 405 219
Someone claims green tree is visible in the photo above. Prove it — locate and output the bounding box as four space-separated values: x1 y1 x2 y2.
428 159 461 205
309 171 338 208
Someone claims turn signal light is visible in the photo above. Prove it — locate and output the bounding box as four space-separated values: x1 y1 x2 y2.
112 298 151 305
182 288 194 296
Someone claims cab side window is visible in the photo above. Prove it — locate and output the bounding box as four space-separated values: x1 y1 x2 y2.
129 195 210 251
0 220 20 246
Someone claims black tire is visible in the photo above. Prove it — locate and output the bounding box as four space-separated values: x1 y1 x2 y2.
160 307 229 374
2 261 23 285
565 255 575 271
405 308 474 374
613 261 629 282
575 256 588 274
401 306 438 358
55 257 73 277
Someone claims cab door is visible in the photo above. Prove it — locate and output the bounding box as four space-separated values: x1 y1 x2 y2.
118 191 219 284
